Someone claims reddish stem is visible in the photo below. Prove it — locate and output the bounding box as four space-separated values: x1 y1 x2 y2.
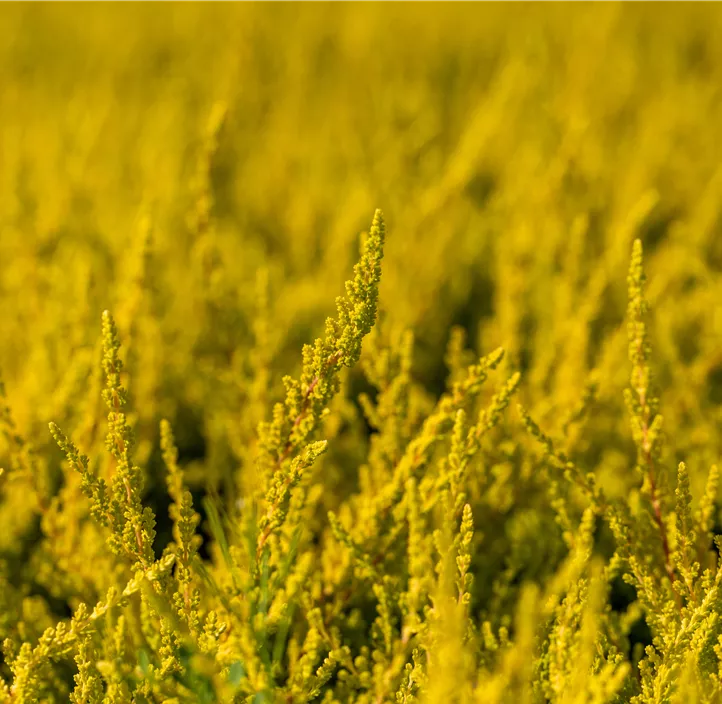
256 351 342 560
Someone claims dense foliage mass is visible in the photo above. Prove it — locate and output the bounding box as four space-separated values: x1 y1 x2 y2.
3 4 722 702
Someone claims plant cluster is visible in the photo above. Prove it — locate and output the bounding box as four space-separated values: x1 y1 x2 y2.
3 4 722 702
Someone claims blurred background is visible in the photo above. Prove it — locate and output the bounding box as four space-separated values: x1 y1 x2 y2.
2 3 722 552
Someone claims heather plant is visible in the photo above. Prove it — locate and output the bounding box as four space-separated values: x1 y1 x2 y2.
3 4 722 703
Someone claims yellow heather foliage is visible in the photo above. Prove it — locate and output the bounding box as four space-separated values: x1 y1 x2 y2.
2 4 722 703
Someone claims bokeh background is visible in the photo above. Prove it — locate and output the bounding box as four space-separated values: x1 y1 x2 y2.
2 2 722 592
